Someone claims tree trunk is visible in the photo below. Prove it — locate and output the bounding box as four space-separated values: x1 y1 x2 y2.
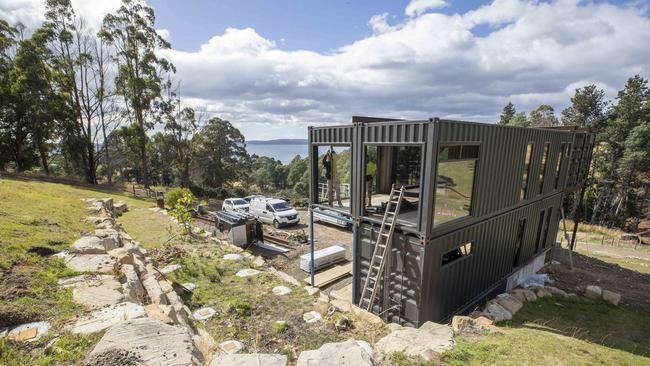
101 119 113 184
136 111 149 188
37 142 49 175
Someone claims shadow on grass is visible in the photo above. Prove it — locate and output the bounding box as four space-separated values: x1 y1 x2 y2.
504 295 650 358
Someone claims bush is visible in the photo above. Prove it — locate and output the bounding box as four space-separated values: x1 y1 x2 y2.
165 187 194 210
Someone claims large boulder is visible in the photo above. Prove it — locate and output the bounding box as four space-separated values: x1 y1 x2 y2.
585 285 602 299
86 317 203 365
297 339 373 366
120 264 145 304
63 253 117 274
70 236 106 254
495 294 523 315
602 290 621 306
484 303 512 323
210 354 287 366
545 286 568 298
375 322 454 361
69 302 146 334
511 288 537 302
451 316 497 338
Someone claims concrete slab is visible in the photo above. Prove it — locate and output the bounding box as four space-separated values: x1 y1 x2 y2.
192 307 216 321
160 264 182 274
297 339 373 366
70 275 125 309
223 254 244 261
6 321 51 342
219 340 244 354
272 286 292 296
236 269 260 277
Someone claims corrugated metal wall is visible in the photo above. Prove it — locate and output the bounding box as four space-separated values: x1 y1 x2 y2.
358 224 424 326
421 194 563 322
309 118 592 326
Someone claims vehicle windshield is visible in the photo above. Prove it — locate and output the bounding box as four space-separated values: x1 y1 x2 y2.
232 199 247 205
271 202 291 211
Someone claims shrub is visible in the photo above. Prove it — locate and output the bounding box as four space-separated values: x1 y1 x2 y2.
166 188 195 231
165 187 194 210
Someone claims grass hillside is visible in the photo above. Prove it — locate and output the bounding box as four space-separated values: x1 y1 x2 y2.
1 177 649 365
0 177 153 365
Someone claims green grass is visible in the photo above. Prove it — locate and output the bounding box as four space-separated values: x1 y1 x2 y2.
575 250 650 275
443 296 650 365
0 177 153 365
120 202 387 362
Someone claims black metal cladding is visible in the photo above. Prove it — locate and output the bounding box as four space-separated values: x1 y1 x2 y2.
308 118 592 326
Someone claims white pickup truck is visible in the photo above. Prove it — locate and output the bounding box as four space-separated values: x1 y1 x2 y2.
249 197 300 228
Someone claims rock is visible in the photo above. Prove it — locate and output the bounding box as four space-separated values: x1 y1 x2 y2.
141 274 168 305
585 285 602 299
181 283 197 291
95 228 119 238
6 321 51 342
69 302 146 334
193 307 217 321
496 294 523 315
272 285 292 296
451 316 496 337
302 311 322 324
124 242 148 259
70 236 107 254
375 321 454 359
330 299 352 313
602 290 621 306
100 198 114 210
304 286 320 297
145 304 176 324
193 328 217 362
511 288 537 302
160 264 182 274
484 303 512 323
100 235 120 251
159 279 174 294
121 264 145 303
64 253 117 274
545 286 568 298
536 287 552 299
297 339 373 366
253 256 265 266
109 247 134 265
210 354 287 366
223 253 244 261
87 317 203 365
113 201 128 215
351 305 383 324
235 268 261 277
219 340 244 354
65 275 125 308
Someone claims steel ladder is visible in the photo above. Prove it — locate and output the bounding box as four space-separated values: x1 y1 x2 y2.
358 184 405 312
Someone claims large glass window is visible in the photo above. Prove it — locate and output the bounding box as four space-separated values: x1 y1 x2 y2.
316 145 351 211
538 143 550 194
363 145 422 227
434 144 478 226
520 143 534 200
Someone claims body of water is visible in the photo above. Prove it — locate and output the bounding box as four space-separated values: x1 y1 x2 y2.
246 143 308 164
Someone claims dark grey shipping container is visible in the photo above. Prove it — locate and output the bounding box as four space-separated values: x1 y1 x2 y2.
308 117 593 325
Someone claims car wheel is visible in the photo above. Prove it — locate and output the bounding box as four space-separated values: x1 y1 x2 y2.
273 220 280 229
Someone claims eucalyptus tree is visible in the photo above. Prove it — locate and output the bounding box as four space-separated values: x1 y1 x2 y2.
99 0 175 188
499 102 516 125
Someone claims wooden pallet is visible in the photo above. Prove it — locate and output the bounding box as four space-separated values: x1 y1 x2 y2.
304 262 352 288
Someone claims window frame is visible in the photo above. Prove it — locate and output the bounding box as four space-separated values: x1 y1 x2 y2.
433 142 481 228
361 141 426 231
441 241 474 268
311 142 353 215
554 143 567 189
538 142 551 195
520 142 534 201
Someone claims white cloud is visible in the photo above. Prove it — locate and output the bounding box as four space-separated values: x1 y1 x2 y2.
0 0 121 31
161 0 650 139
156 28 171 42
3 0 650 140
405 0 449 17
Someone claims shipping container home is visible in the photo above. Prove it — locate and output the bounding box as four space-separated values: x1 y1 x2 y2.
308 117 594 326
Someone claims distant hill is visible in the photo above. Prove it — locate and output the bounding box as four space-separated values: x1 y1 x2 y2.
247 139 308 145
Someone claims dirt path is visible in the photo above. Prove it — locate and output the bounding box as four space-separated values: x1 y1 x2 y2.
547 248 650 313
574 242 650 261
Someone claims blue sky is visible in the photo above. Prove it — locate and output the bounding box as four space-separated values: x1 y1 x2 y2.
2 0 649 140
148 0 503 52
